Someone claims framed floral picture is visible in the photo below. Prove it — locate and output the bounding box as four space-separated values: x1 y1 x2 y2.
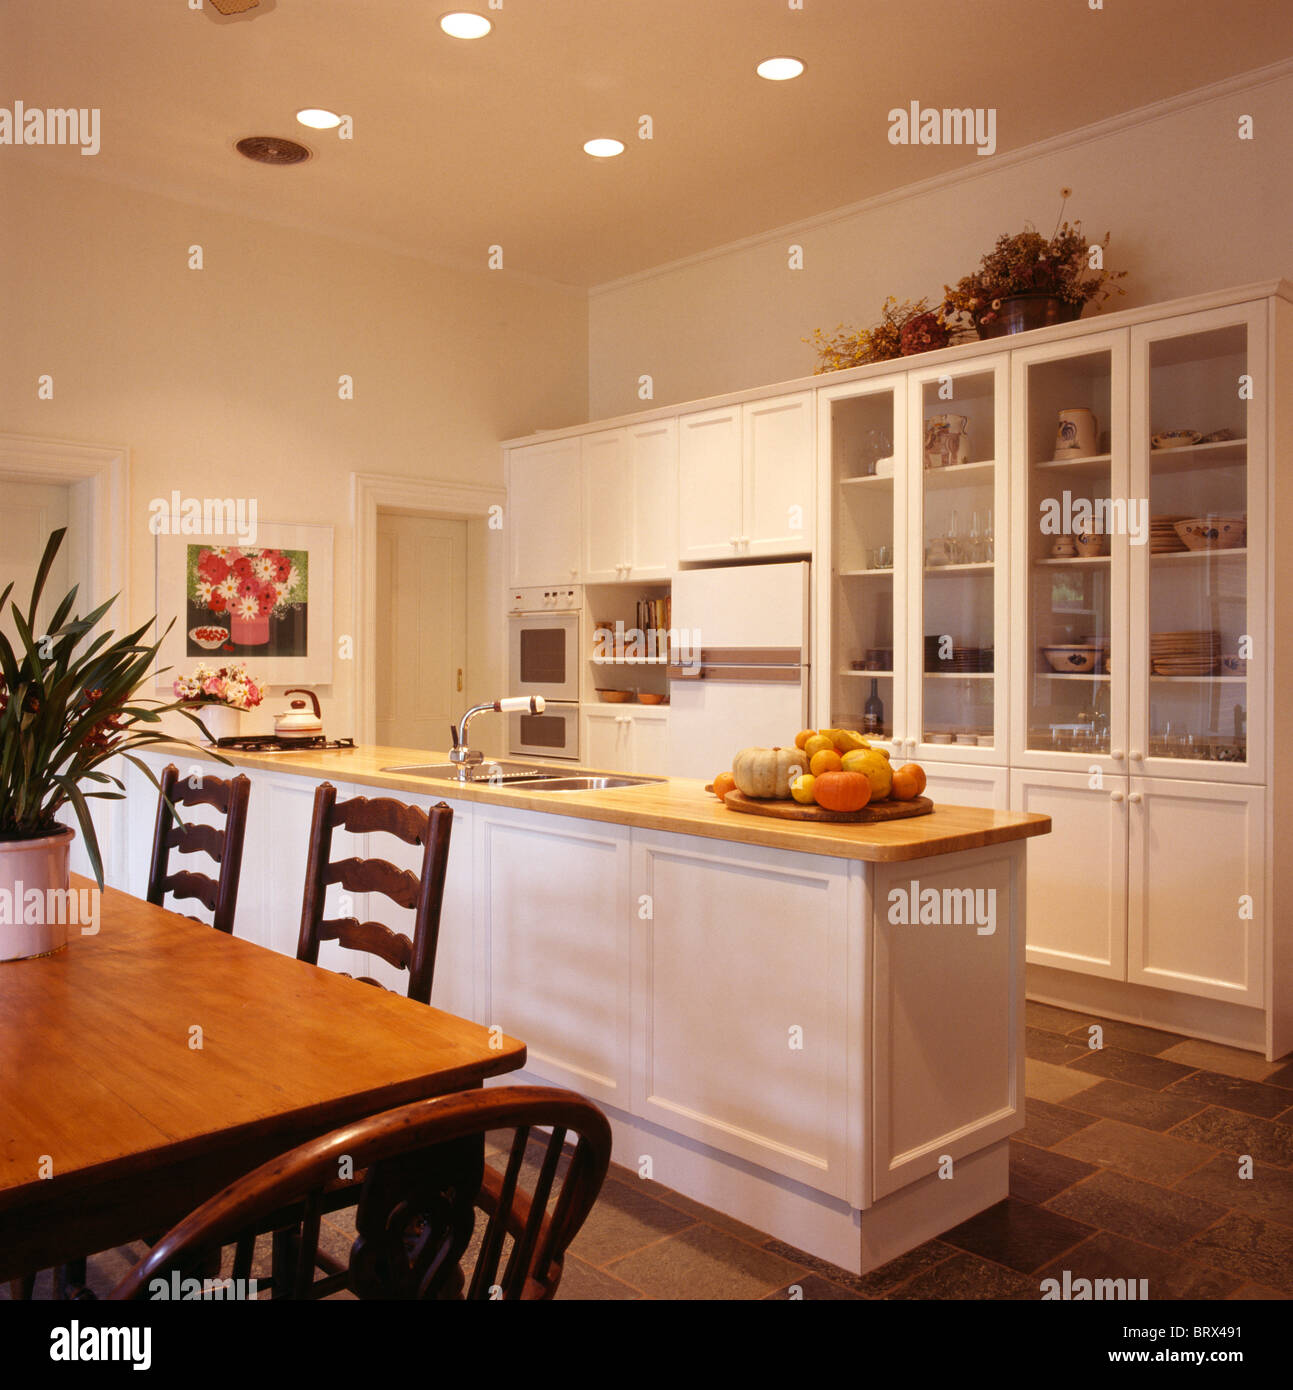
155 522 334 687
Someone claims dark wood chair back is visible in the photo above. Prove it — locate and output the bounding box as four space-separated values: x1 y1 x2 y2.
109 1085 613 1301
295 782 452 1005
145 762 252 936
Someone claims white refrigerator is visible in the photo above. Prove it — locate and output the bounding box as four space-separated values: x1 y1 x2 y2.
667 561 811 780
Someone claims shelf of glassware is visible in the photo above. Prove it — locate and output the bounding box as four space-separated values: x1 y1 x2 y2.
909 355 1009 761
1129 304 1263 785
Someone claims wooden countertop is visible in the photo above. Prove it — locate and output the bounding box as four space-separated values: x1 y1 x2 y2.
165 743 1050 864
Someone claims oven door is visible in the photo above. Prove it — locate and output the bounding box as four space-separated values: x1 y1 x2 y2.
508 611 580 703
508 702 580 762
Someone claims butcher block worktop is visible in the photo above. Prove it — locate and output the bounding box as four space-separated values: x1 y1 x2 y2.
175 743 1050 863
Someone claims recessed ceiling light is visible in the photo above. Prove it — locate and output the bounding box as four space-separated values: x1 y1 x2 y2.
756 57 804 81
440 11 492 39
296 108 342 130
583 138 625 158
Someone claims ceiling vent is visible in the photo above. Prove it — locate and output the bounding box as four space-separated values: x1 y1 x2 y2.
235 135 312 166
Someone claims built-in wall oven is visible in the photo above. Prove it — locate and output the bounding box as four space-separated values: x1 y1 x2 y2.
507 585 581 760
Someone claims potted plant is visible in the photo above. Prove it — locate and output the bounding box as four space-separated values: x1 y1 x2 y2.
943 191 1128 338
172 662 265 742
0 529 216 961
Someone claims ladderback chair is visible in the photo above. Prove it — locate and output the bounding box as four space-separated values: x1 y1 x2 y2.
109 1086 613 1301
295 782 453 1004
145 762 252 936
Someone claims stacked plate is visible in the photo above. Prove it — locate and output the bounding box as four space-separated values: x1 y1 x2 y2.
1151 630 1220 675
925 636 994 672
1150 515 1189 553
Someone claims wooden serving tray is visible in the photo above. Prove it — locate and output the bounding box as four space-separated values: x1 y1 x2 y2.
722 790 934 823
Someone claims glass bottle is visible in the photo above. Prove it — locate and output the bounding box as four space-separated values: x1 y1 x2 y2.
864 678 884 735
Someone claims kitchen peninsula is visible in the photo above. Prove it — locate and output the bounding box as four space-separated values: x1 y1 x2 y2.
114 744 1049 1274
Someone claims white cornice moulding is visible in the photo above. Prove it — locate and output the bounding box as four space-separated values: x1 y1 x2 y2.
588 58 1293 300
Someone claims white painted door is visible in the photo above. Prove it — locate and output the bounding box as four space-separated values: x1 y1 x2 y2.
743 392 814 556
507 437 582 586
1011 768 1129 980
630 710 669 775
630 829 853 1196
677 406 742 562
582 707 631 772
626 418 677 579
375 512 468 751
0 480 70 645
581 428 629 582
1127 777 1263 1005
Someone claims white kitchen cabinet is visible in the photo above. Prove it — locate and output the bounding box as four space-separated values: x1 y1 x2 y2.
507 436 581 587
677 393 813 562
918 760 1009 810
474 805 632 1109
630 830 854 1194
581 420 677 582
582 706 669 775
1012 768 1129 980
1127 777 1263 1005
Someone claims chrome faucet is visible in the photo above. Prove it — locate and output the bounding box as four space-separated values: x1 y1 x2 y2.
449 696 546 776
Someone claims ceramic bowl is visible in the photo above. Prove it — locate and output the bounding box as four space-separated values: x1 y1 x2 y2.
595 688 633 703
1073 530 1109 558
1219 654 1247 676
637 692 667 705
1151 430 1202 450
1042 645 1102 674
1173 516 1246 551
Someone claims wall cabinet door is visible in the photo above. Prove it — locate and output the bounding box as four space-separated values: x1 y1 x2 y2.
630 830 853 1196
677 406 743 562
1011 768 1128 980
475 807 632 1109
626 418 677 578
581 429 630 582
582 708 631 772
508 437 581 587
631 710 669 775
743 392 814 557
1127 778 1263 1005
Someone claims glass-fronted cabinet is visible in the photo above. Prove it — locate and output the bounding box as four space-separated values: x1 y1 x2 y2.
817 374 906 742
906 356 1009 761
1129 304 1264 783
1013 332 1129 774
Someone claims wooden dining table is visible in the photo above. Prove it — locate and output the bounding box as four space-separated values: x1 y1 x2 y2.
0 878 526 1282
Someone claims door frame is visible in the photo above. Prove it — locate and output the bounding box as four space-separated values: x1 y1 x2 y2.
352 472 506 746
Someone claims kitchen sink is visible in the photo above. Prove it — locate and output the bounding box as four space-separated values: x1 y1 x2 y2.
380 760 561 783
508 775 663 792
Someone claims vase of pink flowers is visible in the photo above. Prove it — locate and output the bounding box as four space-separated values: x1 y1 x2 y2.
173 663 264 744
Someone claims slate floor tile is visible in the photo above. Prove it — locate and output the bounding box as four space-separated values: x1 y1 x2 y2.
1053 1118 1214 1186
1009 1140 1096 1204
1166 1069 1292 1119
1025 1001 1099 1034
568 1175 696 1266
940 1196 1093 1273
1169 1108 1293 1168
1158 1038 1280 1082
886 1250 1036 1299
1173 1155 1293 1228
1068 1046 1196 1091
1068 1020 1188 1056
1067 1079 1207 1132
1026 1058 1104 1104
1227 1282 1292 1300
764 1272 864 1300
606 1223 800 1300
1186 1211 1293 1293
1015 1098 1099 1149
1033 1229 1242 1300
554 1254 641 1300
1258 1058 1293 1091
1044 1169 1226 1250
1025 1027 1089 1066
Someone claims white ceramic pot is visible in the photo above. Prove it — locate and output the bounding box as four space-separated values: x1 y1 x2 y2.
0 825 75 961
193 703 241 743
1054 408 1098 458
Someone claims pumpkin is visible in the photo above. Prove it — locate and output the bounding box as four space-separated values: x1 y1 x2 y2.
732 746 804 799
814 770 872 813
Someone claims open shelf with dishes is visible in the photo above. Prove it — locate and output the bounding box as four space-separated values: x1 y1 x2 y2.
584 581 672 707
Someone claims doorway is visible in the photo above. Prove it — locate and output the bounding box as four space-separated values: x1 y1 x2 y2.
374 510 468 750
0 479 72 644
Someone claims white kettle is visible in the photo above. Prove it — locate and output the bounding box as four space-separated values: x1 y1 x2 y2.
273 688 323 743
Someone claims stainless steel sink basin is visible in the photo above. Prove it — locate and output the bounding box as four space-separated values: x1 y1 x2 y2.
509 775 662 792
380 760 561 783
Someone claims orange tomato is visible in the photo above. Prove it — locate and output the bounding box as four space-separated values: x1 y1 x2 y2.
809 748 843 776
713 771 737 800
814 770 872 813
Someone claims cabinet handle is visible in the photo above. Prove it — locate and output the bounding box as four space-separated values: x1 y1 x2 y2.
729 536 740 548
1128 792 1143 804
740 536 751 549
1130 749 1144 761
1111 748 1125 760
907 737 917 750
1110 790 1124 802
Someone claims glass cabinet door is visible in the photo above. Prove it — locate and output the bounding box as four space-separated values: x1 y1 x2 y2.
908 357 1009 760
821 375 907 744
1013 333 1129 772
1129 305 1263 781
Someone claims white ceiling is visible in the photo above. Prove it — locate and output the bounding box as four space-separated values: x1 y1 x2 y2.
5 0 1292 288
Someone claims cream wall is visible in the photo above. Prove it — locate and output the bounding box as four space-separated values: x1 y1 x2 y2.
0 159 588 740
587 69 1293 417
